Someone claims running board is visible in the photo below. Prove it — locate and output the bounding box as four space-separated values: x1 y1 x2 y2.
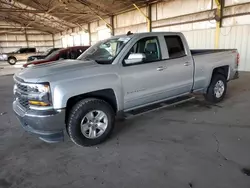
124 95 195 119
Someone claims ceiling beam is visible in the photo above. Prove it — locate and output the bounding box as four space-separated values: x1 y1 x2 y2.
0 14 59 33
1 0 76 30
0 8 88 15
77 0 112 16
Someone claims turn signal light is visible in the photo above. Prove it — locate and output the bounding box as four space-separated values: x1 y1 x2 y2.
29 100 50 106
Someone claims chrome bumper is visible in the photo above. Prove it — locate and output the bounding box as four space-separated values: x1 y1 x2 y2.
13 101 66 143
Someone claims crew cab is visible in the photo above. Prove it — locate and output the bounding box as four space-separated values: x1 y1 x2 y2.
13 32 239 147
0 47 40 65
23 46 89 68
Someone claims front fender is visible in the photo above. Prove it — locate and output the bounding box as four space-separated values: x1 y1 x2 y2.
51 74 123 111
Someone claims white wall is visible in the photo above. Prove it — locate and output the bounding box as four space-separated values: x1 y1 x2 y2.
56 0 250 71
0 30 54 53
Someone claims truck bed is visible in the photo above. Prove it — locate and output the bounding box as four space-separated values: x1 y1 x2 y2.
191 49 237 56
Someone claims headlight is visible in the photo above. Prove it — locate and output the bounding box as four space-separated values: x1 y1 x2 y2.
27 83 52 107
28 83 50 93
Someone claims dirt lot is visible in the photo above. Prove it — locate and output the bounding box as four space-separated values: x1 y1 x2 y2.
0 73 250 188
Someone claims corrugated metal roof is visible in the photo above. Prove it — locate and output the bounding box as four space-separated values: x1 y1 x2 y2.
0 0 160 34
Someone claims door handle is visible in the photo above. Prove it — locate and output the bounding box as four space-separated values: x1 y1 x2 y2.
157 66 167 71
184 62 190 66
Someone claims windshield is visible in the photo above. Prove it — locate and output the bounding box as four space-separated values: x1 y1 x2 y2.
78 37 131 64
45 49 62 59
42 48 52 56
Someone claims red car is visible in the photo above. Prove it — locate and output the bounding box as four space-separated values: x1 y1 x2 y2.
23 46 90 68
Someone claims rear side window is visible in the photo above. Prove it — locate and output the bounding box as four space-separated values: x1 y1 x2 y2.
27 48 36 53
164 36 186 59
19 48 27 53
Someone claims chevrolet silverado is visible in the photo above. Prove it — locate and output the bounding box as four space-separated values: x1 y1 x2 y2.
13 32 239 147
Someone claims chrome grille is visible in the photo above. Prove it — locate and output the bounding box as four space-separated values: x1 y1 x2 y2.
16 82 28 92
14 78 29 110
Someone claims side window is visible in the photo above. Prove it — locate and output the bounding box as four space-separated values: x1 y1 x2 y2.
75 48 84 58
19 48 27 53
27 48 36 53
59 51 68 59
164 36 186 59
125 36 161 64
69 50 78 59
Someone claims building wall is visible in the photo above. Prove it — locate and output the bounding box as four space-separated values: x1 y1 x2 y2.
0 30 54 53
56 0 250 71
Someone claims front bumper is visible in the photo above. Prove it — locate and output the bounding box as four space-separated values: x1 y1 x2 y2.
13 101 66 143
0 55 7 61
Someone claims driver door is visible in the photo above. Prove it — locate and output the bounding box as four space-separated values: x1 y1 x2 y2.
121 36 170 110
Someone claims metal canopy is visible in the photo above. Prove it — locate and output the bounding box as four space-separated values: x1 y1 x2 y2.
0 0 158 34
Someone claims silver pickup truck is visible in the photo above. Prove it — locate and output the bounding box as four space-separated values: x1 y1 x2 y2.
13 32 239 147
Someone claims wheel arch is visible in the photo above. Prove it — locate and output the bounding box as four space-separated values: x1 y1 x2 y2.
212 65 229 79
8 56 17 60
65 89 118 123
205 65 229 92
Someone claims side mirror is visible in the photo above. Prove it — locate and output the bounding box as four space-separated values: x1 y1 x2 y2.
125 53 146 65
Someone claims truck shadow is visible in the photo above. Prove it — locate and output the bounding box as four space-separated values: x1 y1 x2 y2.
112 96 220 138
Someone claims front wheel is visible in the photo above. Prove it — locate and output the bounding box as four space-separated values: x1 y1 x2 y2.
67 98 115 147
8 57 17 65
204 74 227 103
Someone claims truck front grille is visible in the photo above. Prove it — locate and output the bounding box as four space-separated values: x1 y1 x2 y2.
16 92 29 109
16 82 28 92
14 78 30 110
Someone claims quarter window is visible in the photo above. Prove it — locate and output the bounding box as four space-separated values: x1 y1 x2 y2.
164 36 186 59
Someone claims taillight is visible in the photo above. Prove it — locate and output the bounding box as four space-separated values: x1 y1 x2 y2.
237 53 240 66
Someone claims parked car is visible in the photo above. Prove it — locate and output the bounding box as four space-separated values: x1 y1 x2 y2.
0 47 39 65
27 48 62 62
23 46 89 68
13 32 239 146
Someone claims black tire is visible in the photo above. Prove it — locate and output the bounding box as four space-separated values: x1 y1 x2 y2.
67 98 115 147
204 74 227 103
8 57 17 65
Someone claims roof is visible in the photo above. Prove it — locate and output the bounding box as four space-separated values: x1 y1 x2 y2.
0 0 159 34
109 31 183 39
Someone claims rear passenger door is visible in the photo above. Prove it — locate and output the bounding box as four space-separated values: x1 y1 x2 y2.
162 35 194 96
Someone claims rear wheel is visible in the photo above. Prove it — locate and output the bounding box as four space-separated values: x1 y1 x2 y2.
67 98 115 147
204 74 227 103
8 57 17 65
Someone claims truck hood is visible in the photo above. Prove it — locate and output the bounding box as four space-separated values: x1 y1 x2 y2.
15 59 98 82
